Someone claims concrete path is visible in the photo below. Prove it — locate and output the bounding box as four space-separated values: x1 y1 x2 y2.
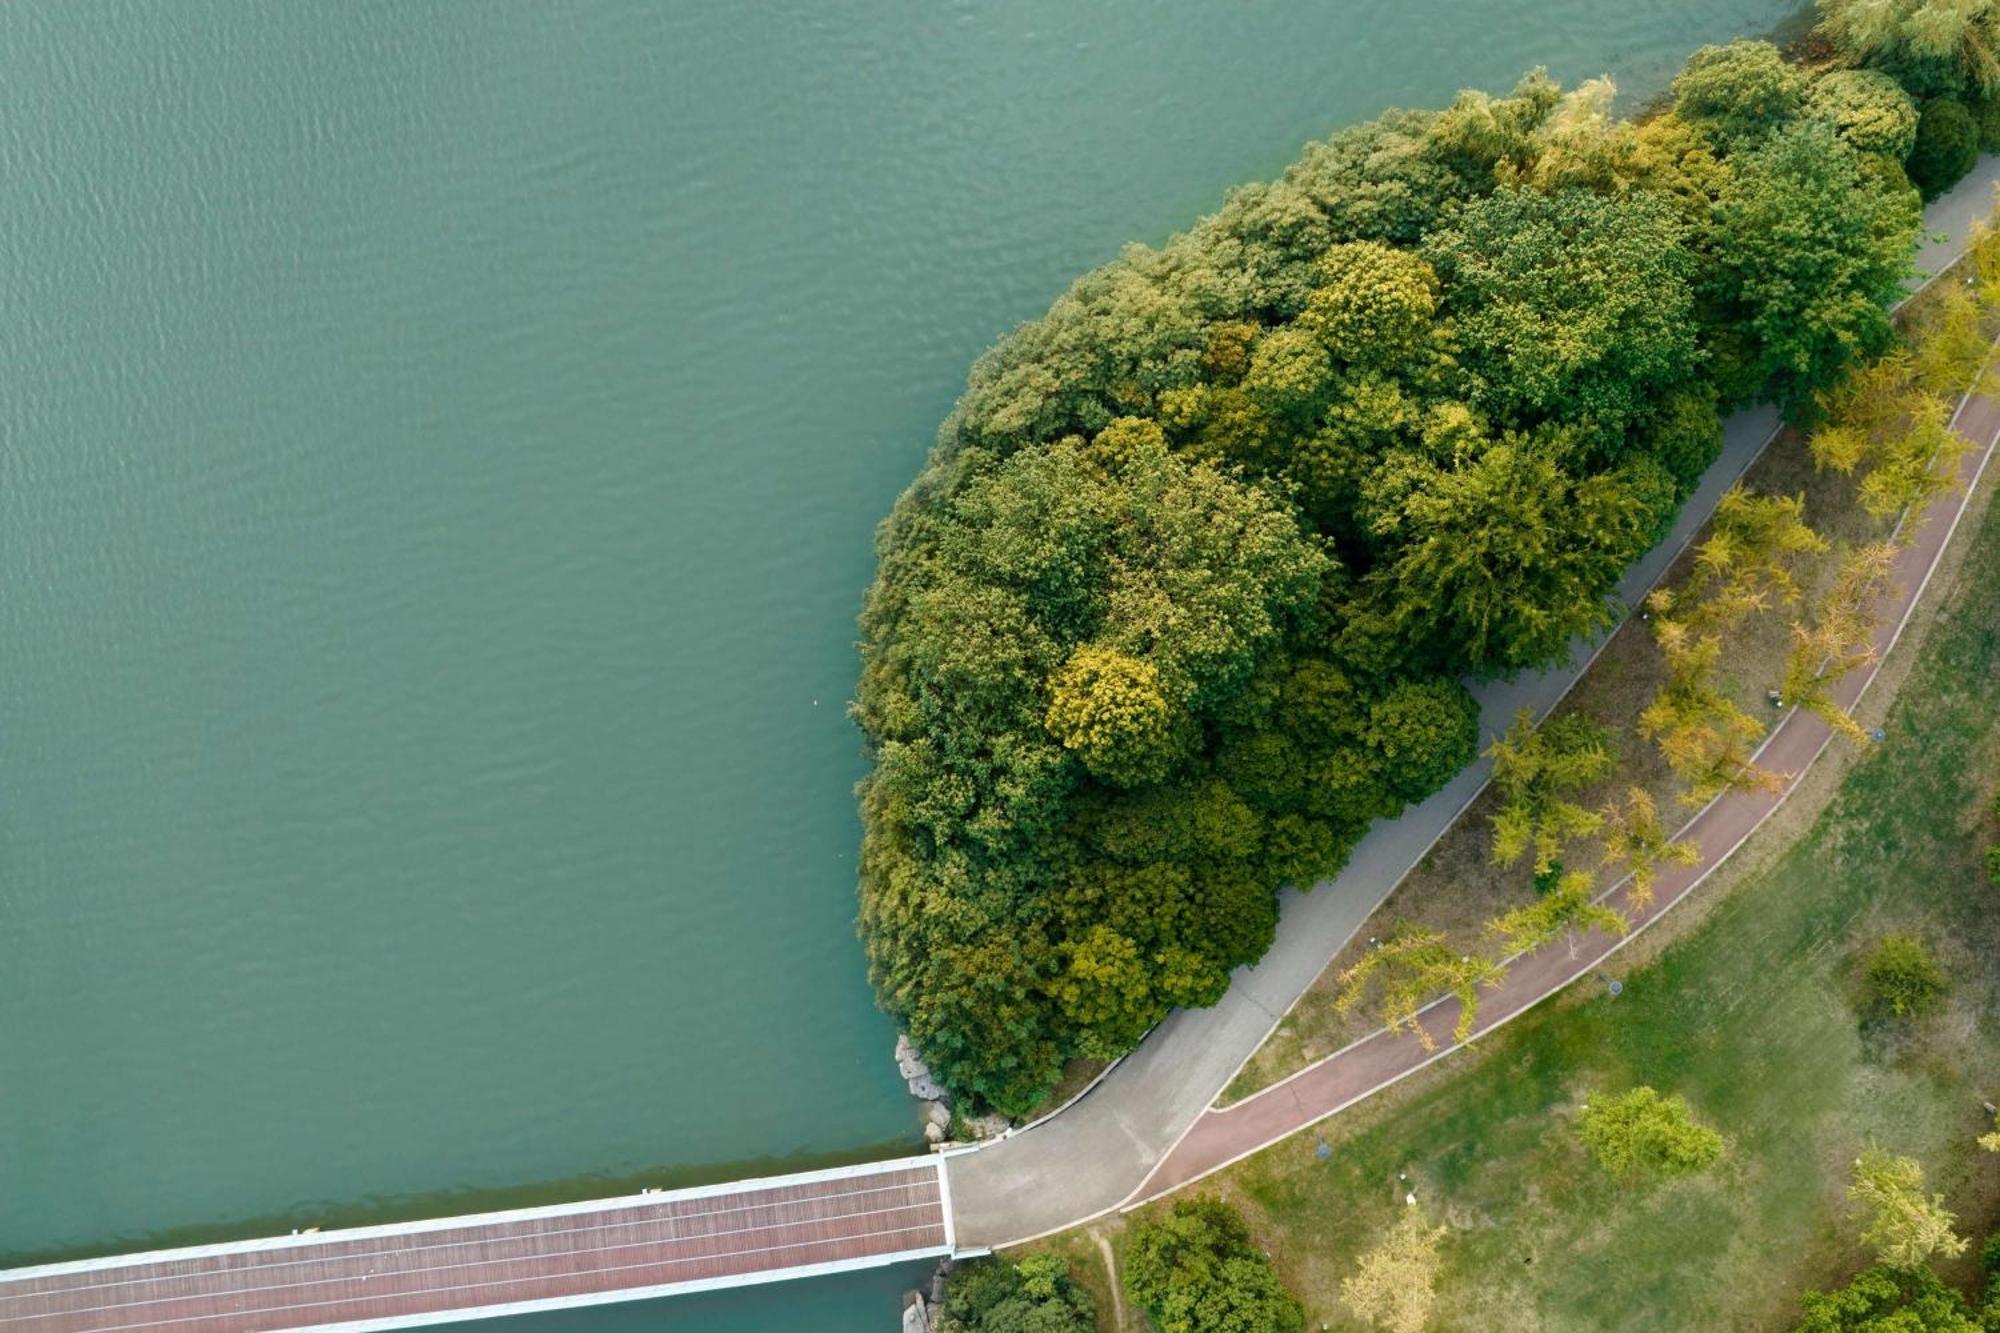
944 160 2000 1248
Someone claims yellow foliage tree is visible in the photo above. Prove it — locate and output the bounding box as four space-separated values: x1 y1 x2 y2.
1639 619 1786 806
1336 928 1506 1051
1782 542 1899 744
1598 787 1701 911
1486 868 1627 959
1486 708 1615 875
1848 1148 1968 1270
1340 1210 1448 1333
1044 646 1182 787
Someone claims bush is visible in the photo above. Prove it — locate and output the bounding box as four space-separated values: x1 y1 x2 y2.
1124 1199 1304 1333
1907 99 1980 198
1577 1086 1726 1178
940 1254 1096 1333
1986 844 2000 887
1807 69 1921 158
1863 935 1950 1017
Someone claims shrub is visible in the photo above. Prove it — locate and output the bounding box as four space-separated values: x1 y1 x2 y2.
1577 1086 1725 1178
1986 844 2000 887
940 1253 1095 1333
1862 934 1950 1017
1124 1199 1304 1333
1808 69 1921 157
1907 99 1979 198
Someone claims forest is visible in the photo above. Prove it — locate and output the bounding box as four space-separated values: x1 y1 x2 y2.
854 30 1959 1115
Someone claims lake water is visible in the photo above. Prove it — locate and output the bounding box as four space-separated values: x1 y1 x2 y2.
1 1 1799 1326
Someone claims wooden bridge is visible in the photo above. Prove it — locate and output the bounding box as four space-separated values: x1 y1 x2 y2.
0 1157 958 1331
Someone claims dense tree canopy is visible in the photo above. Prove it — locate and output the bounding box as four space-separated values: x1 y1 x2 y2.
857 48 1924 1113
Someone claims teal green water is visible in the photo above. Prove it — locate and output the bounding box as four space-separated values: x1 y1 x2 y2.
1 1 1799 1326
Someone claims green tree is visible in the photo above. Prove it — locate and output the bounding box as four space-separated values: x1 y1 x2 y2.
1340 1211 1448 1333
1486 709 1616 875
1807 69 1922 158
1366 429 1673 673
1862 934 1950 1017
940 1253 1097 1333
1337 927 1507 1050
1793 1263 1986 1331
1707 119 1919 411
1908 98 1981 198
1849 1148 1968 1269
1123 1199 1305 1333
1577 1086 1725 1178
1672 40 1809 148
1365 679 1481 803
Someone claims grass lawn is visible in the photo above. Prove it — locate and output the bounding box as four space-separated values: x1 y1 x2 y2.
1072 477 2000 1330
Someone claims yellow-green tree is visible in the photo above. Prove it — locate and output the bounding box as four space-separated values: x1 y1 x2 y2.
1598 787 1702 911
1665 485 1828 627
1783 542 1899 743
1487 869 1627 959
1336 928 1506 1051
1486 709 1616 875
1340 1210 1448 1333
1848 1148 1968 1270
1044 647 1183 787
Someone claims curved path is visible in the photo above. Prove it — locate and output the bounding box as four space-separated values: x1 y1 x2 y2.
945 160 2000 1247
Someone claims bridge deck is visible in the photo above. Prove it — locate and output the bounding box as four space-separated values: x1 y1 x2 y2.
0 1158 950 1332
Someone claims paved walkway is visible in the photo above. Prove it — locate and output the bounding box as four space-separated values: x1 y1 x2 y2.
945 160 2000 1247
0 1159 949 1332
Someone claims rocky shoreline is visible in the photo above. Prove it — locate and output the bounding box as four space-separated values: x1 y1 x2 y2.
896 1035 1008 1145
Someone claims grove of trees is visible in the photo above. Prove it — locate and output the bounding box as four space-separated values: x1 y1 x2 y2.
1122 1199 1304 1333
857 35 1928 1113
938 1253 1096 1333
